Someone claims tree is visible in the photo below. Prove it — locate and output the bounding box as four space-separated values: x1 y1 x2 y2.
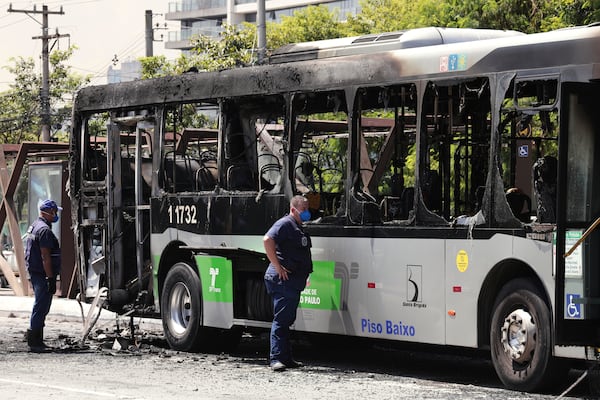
142 5 347 74
548 0 600 29
139 54 201 79
0 58 40 144
138 0 600 80
448 0 552 33
348 0 600 35
189 23 257 71
345 0 452 34
268 5 345 48
0 46 89 144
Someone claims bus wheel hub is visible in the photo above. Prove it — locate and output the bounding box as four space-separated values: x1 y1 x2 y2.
500 308 536 363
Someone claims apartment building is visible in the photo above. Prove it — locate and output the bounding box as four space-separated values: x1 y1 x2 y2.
165 0 360 50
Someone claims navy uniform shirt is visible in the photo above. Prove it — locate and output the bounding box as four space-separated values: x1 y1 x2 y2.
265 214 312 290
25 217 61 277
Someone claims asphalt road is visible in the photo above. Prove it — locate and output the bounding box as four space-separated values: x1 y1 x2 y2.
0 304 593 400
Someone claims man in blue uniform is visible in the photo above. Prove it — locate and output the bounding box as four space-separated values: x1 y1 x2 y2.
25 199 62 352
263 195 312 371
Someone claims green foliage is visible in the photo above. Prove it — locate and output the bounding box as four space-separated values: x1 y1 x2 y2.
189 23 257 71
133 0 600 78
551 0 600 28
140 55 175 79
268 5 345 48
140 6 345 74
346 0 452 34
139 54 203 79
347 0 600 34
0 46 89 144
0 57 40 143
448 0 546 33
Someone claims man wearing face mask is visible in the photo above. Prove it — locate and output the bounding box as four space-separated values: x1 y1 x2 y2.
25 199 62 352
263 195 313 371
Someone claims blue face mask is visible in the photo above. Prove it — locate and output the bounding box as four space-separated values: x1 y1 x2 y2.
43 210 59 223
299 209 311 222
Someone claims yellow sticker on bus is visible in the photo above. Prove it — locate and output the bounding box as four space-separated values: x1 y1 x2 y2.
456 250 469 273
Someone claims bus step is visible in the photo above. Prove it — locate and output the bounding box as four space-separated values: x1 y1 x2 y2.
231 318 273 329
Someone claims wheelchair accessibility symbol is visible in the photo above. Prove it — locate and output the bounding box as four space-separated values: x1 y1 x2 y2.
518 145 529 158
566 293 582 319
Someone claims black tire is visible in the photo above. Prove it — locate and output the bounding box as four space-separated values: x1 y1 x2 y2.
490 278 565 392
161 262 204 352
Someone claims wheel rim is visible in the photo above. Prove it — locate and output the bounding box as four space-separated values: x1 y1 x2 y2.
500 308 536 363
168 281 193 337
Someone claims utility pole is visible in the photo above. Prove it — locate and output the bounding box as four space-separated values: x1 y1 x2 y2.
7 4 68 142
256 0 266 64
145 10 153 57
145 10 167 58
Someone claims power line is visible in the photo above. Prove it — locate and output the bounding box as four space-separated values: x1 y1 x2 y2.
3 2 176 90
8 3 68 142
84 32 145 77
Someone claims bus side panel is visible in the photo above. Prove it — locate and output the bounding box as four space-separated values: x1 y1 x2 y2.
294 260 345 333
512 236 554 302
295 236 447 345
444 237 512 347
370 238 446 344
195 255 234 329
294 236 368 335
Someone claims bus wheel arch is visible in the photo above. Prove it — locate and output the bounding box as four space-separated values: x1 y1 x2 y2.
477 259 548 348
489 277 564 391
157 241 194 303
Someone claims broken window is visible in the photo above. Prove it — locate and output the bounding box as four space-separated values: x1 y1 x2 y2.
500 78 559 223
221 95 286 192
162 101 220 193
356 84 417 222
291 91 348 221
420 79 491 225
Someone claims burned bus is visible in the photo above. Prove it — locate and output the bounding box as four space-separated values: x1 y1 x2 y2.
70 25 600 392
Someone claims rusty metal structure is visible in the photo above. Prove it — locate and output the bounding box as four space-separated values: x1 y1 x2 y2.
0 142 74 296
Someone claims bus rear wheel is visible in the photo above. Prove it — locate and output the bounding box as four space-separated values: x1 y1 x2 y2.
161 262 204 352
490 278 562 392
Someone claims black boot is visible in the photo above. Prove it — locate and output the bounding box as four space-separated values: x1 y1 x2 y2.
27 329 49 353
40 328 53 349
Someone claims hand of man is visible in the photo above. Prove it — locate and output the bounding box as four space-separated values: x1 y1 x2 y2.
276 264 290 281
46 277 56 295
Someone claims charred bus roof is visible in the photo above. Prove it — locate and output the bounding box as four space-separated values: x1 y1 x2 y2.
269 27 525 64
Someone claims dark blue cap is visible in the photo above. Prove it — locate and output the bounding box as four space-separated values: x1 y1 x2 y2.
39 199 63 211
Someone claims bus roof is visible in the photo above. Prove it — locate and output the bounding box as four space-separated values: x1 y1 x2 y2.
269 27 525 64
73 24 600 114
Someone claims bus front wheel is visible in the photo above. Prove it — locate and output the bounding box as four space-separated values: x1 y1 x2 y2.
161 262 203 352
490 278 562 392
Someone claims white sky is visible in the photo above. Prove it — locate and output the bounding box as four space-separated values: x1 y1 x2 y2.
0 0 180 91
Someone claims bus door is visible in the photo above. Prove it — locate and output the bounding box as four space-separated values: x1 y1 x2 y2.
555 82 600 346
